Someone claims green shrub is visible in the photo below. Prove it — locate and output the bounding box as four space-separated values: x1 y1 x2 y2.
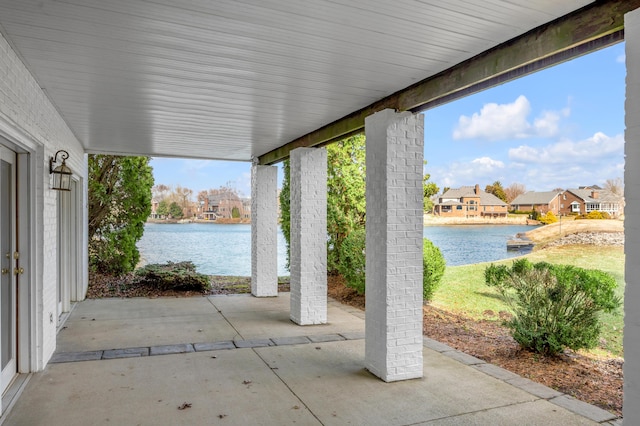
336 227 366 294
538 211 558 225
530 208 540 221
135 261 211 292
423 238 446 301
485 260 620 355
337 230 446 300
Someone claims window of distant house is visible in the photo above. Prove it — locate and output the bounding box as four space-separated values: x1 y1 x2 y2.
456 206 462 210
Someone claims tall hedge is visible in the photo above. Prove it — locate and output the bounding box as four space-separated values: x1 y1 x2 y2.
88 155 153 274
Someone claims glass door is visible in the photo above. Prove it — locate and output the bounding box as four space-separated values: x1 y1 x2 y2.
0 145 16 395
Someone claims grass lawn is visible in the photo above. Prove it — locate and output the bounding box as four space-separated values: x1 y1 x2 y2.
430 245 625 357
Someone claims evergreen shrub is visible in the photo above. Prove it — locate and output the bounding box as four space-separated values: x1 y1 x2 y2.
485 259 620 355
135 261 211 292
423 238 446 301
336 227 366 294
337 230 446 300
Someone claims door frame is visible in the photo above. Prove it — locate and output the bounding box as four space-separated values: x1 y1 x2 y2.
57 178 81 318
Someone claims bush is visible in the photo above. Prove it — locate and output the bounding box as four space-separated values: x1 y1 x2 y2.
538 211 558 225
577 211 611 220
530 208 540 221
423 238 446 301
485 259 620 355
135 261 211 292
336 228 366 294
337 229 446 300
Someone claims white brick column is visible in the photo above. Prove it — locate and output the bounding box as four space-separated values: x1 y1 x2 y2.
251 164 278 297
625 8 640 421
364 109 424 382
290 147 327 325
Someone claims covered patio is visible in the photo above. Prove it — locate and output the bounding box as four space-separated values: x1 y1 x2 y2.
2 295 614 425
0 0 638 423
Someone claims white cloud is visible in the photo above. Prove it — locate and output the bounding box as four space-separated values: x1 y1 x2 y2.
430 132 624 192
430 157 505 189
453 95 531 140
617 53 626 64
508 132 624 164
453 96 569 141
471 157 505 171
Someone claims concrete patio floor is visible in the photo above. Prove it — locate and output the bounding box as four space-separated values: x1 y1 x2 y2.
1 294 620 425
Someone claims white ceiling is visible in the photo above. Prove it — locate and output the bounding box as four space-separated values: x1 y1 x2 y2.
0 0 593 161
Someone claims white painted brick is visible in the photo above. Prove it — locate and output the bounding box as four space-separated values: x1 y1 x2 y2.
0 33 87 370
625 8 640 422
364 109 424 382
289 148 327 325
251 165 278 297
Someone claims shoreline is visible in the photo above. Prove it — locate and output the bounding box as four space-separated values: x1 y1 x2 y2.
423 214 533 226
147 218 250 225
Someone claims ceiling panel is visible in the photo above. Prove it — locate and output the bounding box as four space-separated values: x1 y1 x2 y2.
0 0 593 160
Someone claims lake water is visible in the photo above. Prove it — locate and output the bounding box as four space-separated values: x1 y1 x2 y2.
137 223 289 276
137 223 536 275
423 224 536 266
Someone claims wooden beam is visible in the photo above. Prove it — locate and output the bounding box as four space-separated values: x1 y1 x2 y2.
259 0 638 165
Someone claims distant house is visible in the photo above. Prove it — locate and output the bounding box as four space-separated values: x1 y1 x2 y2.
560 187 623 217
201 192 245 220
241 198 251 220
149 198 161 219
509 191 561 214
433 184 508 218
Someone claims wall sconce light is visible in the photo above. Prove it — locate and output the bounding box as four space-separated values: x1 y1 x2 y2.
49 150 72 191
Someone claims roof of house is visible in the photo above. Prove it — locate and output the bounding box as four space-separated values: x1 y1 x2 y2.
439 186 507 206
510 191 560 206
565 188 622 203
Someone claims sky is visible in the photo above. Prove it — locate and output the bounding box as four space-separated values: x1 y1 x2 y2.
150 42 626 197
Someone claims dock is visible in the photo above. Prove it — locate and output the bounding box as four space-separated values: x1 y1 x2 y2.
507 239 534 250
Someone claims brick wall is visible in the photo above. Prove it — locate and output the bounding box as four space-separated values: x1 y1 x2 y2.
0 32 86 369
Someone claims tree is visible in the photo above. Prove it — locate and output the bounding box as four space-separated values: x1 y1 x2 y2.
231 206 240 218
152 184 171 201
423 161 439 212
279 134 366 274
485 181 507 203
326 135 366 272
504 182 526 203
175 185 194 210
279 160 291 268
156 200 169 217
169 201 183 218
604 177 623 195
88 155 153 274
